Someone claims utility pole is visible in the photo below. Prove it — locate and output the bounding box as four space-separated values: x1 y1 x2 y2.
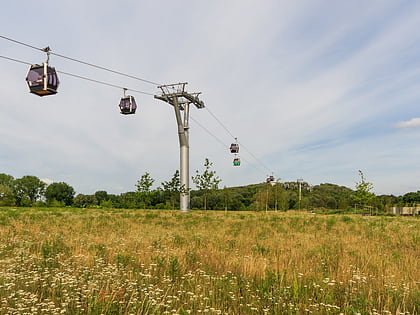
265 185 269 213
154 83 204 212
297 178 303 210
274 178 280 211
266 175 277 212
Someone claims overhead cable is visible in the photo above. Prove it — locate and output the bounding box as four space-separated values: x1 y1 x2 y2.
0 55 154 96
190 115 268 175
0 34 44 52
51 52 161 86
0 34 161 86
205 105 272 174
1 35 274 178
190 115 227 148
205 107 237 139
0 55 31 65
57 70 155 96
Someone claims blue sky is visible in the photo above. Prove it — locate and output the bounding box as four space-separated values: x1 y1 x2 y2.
1 0 419 196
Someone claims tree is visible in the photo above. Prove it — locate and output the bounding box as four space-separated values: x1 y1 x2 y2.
161 170 182 210
73 194 98 208
45 182 75 206
94 191 109 205
13 175 46 206
190 196 203 209
377 194 399 212
0 173 15 206
326 197 338 209
192 158 222 210
0 173 14 188
222 186 232 211
277 188 289 211
136 172 155 209
0 185 14 206
206 193 223 210
402 191 420 205
119 192 141 209
252 189 267 211
353 170 375 210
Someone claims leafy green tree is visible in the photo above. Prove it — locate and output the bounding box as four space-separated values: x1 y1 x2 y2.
310 183 353 210
353 170 375 209
402 191 420 205
119 192 140 209
190 196 203 209
222 186 232 211
230 192 246 211
150 187 167 209
192 158 222 210
45 182 75 206
161 170 182 210
326 197 338 209
277 188 289 211
376 194 398 212
252 189 267 211
0 173 14 188
94 191 109 205
0 185 14 206
206 192 223 210
136 172 155 209
73 194 98 208
13 175 46 206
0 173 15 206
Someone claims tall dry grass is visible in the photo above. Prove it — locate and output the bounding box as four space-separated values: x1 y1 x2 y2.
0 207 418 314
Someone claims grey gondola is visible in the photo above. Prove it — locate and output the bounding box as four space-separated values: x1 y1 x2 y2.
267 175 275 183
26 63 59 96
119 95 137 115
230 143 239 154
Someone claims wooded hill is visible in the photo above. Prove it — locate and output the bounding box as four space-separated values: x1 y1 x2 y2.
1 172 418 212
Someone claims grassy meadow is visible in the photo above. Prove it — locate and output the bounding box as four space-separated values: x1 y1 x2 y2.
0 207 418 314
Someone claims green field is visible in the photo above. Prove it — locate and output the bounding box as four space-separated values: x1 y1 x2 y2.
0 208 418 314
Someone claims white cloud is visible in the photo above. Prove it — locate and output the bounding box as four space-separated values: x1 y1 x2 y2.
396 118 420 129
1 0 420 195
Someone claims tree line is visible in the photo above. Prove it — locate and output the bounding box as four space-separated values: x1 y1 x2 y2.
1 166 419 212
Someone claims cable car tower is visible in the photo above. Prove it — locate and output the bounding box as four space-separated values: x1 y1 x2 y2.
155 83 204 212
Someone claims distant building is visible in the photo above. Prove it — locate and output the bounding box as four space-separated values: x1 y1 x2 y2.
391 205 420 216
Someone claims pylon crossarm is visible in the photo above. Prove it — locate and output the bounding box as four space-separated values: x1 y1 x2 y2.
183 93 204 108
155 82 204 109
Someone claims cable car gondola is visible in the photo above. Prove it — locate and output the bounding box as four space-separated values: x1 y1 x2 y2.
266 175 276 186
266 175 275 183
25 47 59 97
230 138 239 154
119 89 137 115
26 63 59 96
233 157 241 166
230 143 239 153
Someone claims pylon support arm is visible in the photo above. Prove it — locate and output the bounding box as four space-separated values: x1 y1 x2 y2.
172 97 188 147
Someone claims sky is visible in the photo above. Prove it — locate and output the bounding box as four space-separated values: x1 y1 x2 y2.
1 0 419 196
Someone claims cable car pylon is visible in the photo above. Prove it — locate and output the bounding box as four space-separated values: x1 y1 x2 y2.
154 83 204 212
